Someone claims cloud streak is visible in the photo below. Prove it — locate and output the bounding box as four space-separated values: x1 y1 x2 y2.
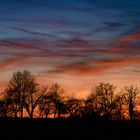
47 56 140 76
0 0 140 96
8 26 62 39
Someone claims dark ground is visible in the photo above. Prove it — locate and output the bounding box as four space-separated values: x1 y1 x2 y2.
0 118 139 140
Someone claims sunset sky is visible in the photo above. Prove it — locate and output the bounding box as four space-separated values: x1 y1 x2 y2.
0 0 140 98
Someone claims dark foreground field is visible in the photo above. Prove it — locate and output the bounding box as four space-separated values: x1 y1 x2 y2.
0 118 140 140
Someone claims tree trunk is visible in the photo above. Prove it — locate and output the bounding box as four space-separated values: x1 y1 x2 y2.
30 111 33 118
129 99 134 120
54 110 57 119
58 109 61 118
15 112 17 118
20 107 23 118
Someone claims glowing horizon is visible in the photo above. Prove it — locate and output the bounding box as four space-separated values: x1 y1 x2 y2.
0 0 140 98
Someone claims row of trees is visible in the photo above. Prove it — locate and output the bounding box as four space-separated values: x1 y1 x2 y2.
0 70 139 120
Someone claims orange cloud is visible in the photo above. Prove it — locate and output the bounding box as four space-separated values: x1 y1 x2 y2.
0 27 139 98
105 28 140 56
47 56 140 77
0 55 30 72
121 30 140 41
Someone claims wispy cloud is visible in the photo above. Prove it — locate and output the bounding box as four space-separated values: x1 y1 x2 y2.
8 26 62 39
0 0 140 96
47 56 140 76
95 21 125 32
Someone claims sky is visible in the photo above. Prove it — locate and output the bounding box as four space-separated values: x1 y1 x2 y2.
0 0 140 98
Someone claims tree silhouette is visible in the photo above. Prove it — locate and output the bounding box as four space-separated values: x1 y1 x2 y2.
44 83 65 118
24 86 46 118
122 85 140 120
65 96 82 118
0 70 140 121
0 99 9 117
86 91 100 118
88 83 116 119
3 87 22 117
112 94 126 120
4 70 38 117
38 87 54 118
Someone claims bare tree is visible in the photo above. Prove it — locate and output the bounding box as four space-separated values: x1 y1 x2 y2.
112 94 126 120
1 69 140 121
86 90 99 117
88 83 116 119
24 86 47 118
65 97 82 118
2 85 23 118
45 83 65 118
0 99 9 117
38 94 54 118
122 85 139 120
4 70 38 118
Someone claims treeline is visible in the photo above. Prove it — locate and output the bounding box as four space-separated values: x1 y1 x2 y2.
0 70 139 120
